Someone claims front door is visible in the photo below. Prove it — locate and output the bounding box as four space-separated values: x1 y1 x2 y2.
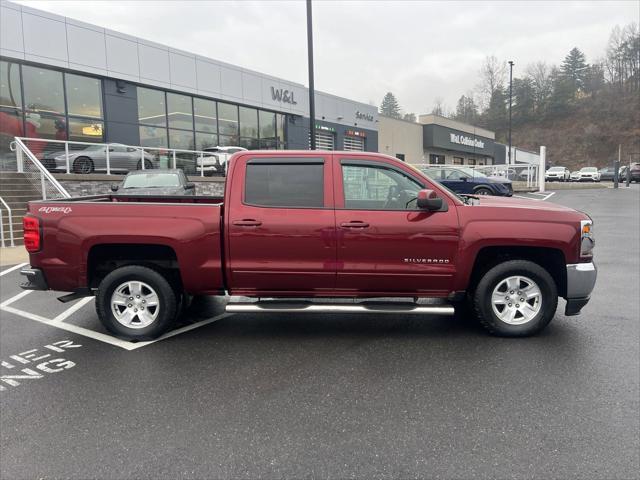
333 158 459 296
226 155 336 295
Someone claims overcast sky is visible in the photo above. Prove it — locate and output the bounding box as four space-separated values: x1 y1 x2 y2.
16 0 639 115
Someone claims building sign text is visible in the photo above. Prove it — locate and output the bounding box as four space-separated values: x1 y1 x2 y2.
450 133 485 149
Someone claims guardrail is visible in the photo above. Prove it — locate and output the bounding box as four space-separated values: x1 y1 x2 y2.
10 137 225 177
11 138 71 200
0 196 15 248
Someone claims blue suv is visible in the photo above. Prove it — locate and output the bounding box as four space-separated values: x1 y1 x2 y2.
422 166 513 197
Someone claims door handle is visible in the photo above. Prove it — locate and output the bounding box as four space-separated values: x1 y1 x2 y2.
233 219 262 227
340 221 369 228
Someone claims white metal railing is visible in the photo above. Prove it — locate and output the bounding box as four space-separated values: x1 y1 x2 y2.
10 137 225 178
11 138 71 200
412 163 540 189
0 196 15 248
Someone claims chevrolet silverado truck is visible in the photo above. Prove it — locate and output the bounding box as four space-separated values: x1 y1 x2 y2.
20 151 597 340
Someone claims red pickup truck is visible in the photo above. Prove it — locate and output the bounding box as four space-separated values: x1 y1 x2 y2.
20 151 597 339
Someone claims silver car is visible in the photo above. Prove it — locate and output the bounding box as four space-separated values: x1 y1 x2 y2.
43 144 157 174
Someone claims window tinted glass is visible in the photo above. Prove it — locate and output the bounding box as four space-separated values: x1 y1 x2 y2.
68 118 104 142
66 74 102 118
137 88 166 126
259 110 276 139
194 98 216 132
22 66 65 114
168 128 194 150
167 93 193 130
245 162 324 208
0 61 22 110
196 132 218 150
218 102 238 136
342 164 422 210
239 106 258 138
139 125 168 147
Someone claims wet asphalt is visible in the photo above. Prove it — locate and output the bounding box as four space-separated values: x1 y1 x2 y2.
0 185 638 479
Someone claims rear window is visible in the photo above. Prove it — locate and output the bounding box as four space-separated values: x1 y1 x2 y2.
245 161 324 208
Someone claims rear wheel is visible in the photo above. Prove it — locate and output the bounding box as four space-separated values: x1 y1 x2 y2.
136 159 154 170
473 260 557 337
96 265 177 340
73 156 94 174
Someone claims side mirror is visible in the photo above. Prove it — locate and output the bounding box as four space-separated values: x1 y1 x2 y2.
460 176 468 181
110 184 119 192
185 183 196 190
416 189 443 211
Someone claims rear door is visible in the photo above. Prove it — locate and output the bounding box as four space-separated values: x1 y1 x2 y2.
226 154 336 295
333 157 459 296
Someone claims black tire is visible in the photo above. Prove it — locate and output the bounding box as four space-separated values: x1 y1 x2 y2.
474 187 493 196
73 156 94 174
96 265 177 340
136 159 154 170
473 259 558 337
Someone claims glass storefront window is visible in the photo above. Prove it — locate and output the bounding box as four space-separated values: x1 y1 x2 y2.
167 93 193 130
259 110 276 140
239 106 258 138
139 125 168 148
0 110 24 166
0 61 22 110
66 74 102 118
68 118 104 142
22 66 65 114
218 102 238 137
239 137 259 150
196 132 218 150
168 128 195 150
194 98 217 133
276 113 286 147
137 88 166 126
218 134 238 146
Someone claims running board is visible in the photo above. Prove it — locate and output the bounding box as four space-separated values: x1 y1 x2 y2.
226 301 454 315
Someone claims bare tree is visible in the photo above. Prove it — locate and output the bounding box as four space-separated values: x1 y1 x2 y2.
430 97 448 117
526 61 554 110
477 55 506 110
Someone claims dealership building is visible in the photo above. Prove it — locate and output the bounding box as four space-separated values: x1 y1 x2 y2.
378 114 498 166
0 0 378 163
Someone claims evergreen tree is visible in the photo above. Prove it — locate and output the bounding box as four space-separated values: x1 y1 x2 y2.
403 112 416 122
512 77 535 123
453 94 479 124
484 87 508 134
561 47 588 93
379 92 402 118
547 67 575 116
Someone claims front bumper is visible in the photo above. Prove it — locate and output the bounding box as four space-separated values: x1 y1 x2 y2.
19 267 49 291
564 262 597 315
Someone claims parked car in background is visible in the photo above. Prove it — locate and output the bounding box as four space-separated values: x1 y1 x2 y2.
577 167 601 182
545 166 571 182
111 169 195 196
422 166 513 196
570 170 581 181
198 146 247 176
598 166 617 181
42 143 157 174
629 163 640 182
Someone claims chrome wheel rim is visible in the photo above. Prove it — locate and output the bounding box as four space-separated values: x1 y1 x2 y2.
111 281 160 329
491 275 542 325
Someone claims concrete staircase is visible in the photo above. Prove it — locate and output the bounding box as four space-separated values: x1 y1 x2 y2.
0 172 42 247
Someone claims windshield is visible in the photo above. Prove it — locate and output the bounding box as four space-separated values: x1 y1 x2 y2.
548 167 564 172
580 167 597 172
123 173 180 188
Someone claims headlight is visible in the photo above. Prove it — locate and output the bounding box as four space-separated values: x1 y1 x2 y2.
580 219 594 257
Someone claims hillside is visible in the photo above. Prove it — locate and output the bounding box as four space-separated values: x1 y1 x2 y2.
508 90 639 170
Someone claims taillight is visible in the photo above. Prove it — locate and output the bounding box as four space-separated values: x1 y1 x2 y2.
23 216 41 252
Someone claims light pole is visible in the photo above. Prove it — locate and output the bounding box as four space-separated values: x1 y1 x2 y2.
306 0 316 150
508 60 514 165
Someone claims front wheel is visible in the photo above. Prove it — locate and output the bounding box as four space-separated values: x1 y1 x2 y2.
136 159 154 170
96 265 177 340
474 187 492 196
473 260 557 337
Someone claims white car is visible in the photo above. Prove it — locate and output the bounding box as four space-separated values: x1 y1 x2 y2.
545 166 571 182
197 146 247 176
577 167 601 182
570 170 581 182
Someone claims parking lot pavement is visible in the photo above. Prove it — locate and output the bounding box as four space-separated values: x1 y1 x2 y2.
1 186 638 479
